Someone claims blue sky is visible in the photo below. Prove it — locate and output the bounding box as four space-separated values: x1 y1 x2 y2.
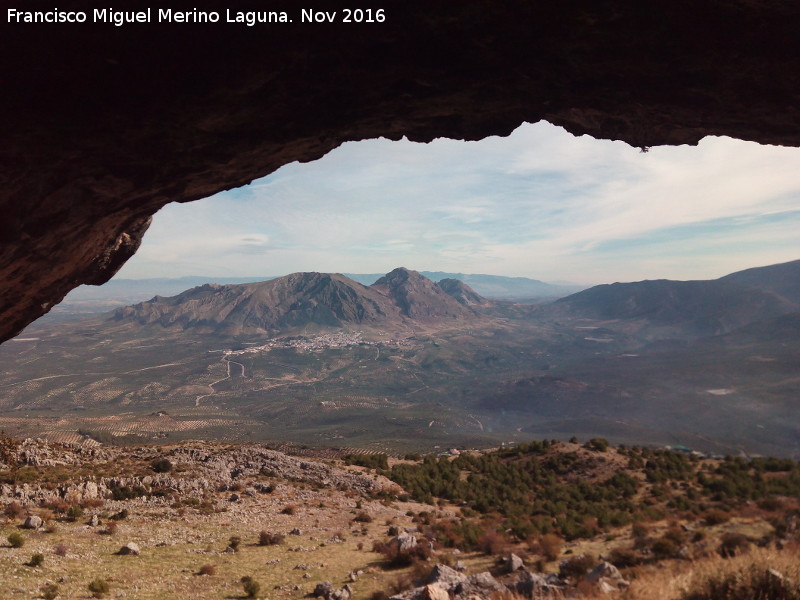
117 122 800 285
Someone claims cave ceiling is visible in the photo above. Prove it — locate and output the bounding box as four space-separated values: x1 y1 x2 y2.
1 0 799 343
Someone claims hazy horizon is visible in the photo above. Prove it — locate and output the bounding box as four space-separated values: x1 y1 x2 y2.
115 121 800 284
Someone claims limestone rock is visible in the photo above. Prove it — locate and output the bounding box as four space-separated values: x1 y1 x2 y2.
314 582 335 599
510 570 564 598
22 515 43 529
387 531 418 554
426 564 467 588
118 542 141 555
586 562 622 583
508 553 525 572
424 584 449 600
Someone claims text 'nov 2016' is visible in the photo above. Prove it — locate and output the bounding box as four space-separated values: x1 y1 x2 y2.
6 8 387 26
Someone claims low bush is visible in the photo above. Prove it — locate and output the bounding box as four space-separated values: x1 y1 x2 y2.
8 532 24 548
28 552 44 567
353 510 373 523
4 501 24 518
718 533 751 558
477 530 508 555
258 531 284 546
228 535 241 552
538 533 563 561
151 458 173 473
703 509 730 526
281 505 297 515
375 539 433 568
66 504 84 521
651 538 680 559
41 583 59 600
241 576 261 598
88 578 110 598
559 554 595 580
198 564 216 575
609 546 640 568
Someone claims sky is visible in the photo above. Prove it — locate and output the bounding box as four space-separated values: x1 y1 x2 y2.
117 121 800 285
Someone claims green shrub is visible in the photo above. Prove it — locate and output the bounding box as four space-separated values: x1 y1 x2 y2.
66 504 83 521
344 453 389 471
228 535 241 551
8 532 24 548
28 552 44 567
585 438 609 452
41 583 59 600
241 576 261 598
88 578 110 598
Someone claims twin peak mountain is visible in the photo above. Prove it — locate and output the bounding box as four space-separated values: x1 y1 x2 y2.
112 268 489 334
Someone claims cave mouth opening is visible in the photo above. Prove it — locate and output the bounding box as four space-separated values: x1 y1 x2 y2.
95 121 800 295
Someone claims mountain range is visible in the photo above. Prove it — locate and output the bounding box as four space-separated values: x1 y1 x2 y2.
111 268 483 334
56 270 583 314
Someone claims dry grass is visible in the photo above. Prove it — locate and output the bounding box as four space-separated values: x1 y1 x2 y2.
578 546 800 600
0 485 424 600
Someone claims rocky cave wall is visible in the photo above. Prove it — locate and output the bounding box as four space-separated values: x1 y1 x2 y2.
1 0 799 343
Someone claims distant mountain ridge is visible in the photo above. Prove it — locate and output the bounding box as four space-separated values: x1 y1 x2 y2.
553 260 800 336
112 268 482 334
719 259 800 304
61 271 581 310
347 272 584 299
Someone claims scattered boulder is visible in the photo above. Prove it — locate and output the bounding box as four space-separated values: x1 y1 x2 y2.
22 515 43 529
290 528 303 535
510 570 564 598
334 584 353 600
314 581 335 599
586 562 622 583
387 531 418 553
427 564 467 588
228 493 240 502
454 572 506 599
508 553 525 572
117 542 141 556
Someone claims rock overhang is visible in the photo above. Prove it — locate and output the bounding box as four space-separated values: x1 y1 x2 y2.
1 0 799 343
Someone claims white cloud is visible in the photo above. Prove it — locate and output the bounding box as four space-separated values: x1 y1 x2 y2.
117 122 800 283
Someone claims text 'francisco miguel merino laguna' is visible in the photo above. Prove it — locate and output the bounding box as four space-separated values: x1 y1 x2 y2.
7 8 387 26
